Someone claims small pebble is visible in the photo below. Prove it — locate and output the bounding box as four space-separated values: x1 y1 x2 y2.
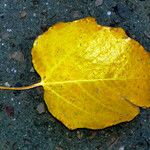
12 118 16 121
11 98 14 101
20 11 27 18
30 67 35 72
4 82 10 87
119 146 125 150
11 68 17 73
107 11 112 16
4 105 14 117
77 131 83 139
9 51 25 63
89 131 97 139
37 103 46 114
2 32 10 39
33 13 37 17
7 29 12 32
55 146 63 150
95 0 103 7
72 11 81 19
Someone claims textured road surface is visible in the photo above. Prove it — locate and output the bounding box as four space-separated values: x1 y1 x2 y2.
0 0 150 150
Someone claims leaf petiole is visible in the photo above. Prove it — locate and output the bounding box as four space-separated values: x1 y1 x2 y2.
0 82 42 91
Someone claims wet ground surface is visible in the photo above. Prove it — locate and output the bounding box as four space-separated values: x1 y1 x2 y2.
0 0 150 150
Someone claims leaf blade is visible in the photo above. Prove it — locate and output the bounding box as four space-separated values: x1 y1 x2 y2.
32 17 150 129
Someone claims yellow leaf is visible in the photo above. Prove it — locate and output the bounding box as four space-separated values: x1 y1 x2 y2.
32 17 150 129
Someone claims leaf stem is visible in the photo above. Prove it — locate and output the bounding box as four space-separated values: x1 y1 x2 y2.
0 82 42 91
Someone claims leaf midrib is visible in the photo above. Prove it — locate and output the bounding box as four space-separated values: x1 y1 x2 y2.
43 78 149 86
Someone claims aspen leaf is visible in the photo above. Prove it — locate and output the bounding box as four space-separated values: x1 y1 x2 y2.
31 17 150 129
1 17 149 130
